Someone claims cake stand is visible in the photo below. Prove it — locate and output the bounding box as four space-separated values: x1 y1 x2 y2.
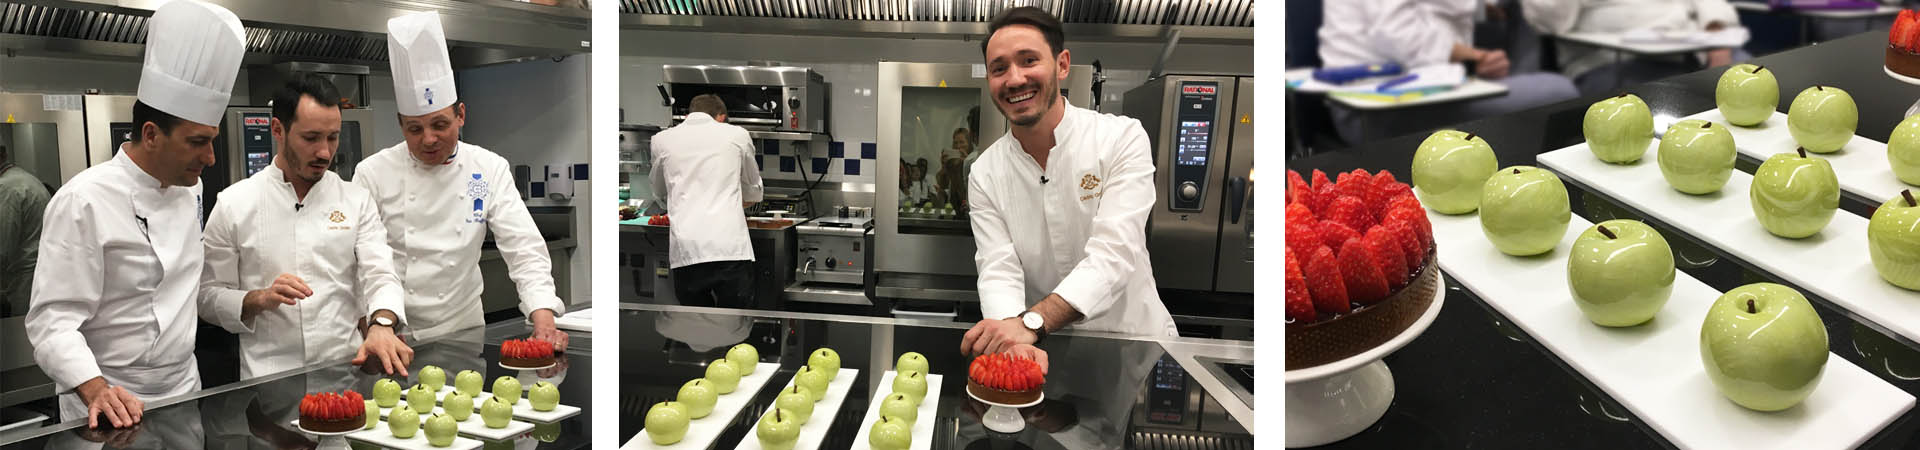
965 385 1044 433
291 420 360 437
499 361 556 371
1885 66 1920 118
1284 274 1446 448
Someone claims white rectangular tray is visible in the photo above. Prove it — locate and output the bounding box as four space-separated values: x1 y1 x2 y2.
1681 109 1906 203
1426 197 1912 449
1539 141 1920 350
345 424 484 450
735 368 861 450
624 362 782 449
374 405 534 441
848 371 944 450
427 384 582 423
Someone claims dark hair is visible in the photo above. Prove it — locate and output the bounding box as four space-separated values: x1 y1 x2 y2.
129 100 186 143
688 94 727 118
981 6 1065 55
272 73 343 129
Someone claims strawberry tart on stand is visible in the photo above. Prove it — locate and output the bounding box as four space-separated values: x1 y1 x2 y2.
1284 168 1447 447
1886 10 1920 116
499 338 557 370
295 390 367 435
965 352 1045 433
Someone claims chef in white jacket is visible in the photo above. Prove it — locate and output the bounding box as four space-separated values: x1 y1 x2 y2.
1522 0 1749 94
198 73 416 380
353 11 569 349
24 0 244 428
960 7 1177 363
648 93 765 307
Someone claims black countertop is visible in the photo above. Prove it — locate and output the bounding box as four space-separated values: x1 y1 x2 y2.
0 321 593 449
1288 31 1920 448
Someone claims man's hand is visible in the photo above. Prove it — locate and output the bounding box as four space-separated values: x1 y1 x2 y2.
1705 48 1734 68
76 377 142 429
961 317 1037 357
353 325 413 377
1474 49 1511 80
242 273 311 322
75 425 140 447
530 309 569 352
1003 343 1049 375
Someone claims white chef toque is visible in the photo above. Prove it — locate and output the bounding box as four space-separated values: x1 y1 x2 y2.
135 0 245 127
387 11 458 117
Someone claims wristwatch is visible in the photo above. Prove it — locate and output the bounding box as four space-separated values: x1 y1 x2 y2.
1018 311 1048 343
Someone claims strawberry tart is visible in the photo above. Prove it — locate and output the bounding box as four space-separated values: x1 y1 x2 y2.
299 390 367 433
1285 169 1441 370
966 353 1044 405
1891 10 1920 79
500 338 557 368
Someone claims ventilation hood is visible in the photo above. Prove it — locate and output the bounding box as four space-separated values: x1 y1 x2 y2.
620 0 1252 44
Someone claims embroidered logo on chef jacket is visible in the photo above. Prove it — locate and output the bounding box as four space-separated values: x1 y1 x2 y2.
466 173 488 223
1079 174 1105 201
328 210 351 230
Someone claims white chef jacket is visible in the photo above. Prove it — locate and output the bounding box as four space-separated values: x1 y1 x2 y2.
27 150 203 421
198 164 409 379
352 141 566 342
967 101 1177 338
1319 0 1484 69
1522 0 1747 77
648 112 764 269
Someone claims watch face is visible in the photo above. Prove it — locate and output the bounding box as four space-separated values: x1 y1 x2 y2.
1022 312 1043 329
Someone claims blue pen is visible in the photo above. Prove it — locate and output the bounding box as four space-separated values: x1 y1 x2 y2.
1377 73 1420 92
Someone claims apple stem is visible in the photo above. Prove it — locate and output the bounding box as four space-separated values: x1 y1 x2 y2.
1512 168 1520 174
1906 190 1916 207
1753 65 1764 73
1598 225 1616 239
1747 298 1757 314
1817 85 1825 91
1798 147 1808 158
1465 132 1477 141
1616 92 1629 98
777 408 784 421
1703 122 1712 129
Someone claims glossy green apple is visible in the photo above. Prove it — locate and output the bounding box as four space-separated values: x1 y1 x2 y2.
809 348 842 380
455 370 483 398
1656 119 1737 194
706 359 742 394
756 408 801 450
891 370 928 404
492 376 521 405
774 385 814 424
1870 190 1920 290
1583 93 1655 163
793 366 830 402
676 379 718 418
419 365 446 392
869 416 912 450
407 383 435 414
388 405 420 438
529 381 559 412
1411 129 1499 214
1787 85 1858 153
1887 114 1920 185
1716 64 1779 126
646 402 690 445
363 400 379 430
481 396 514 429
373 378 402 408
879 393 918 425
727 343 760 375
1567 220 1676 326
1750 149 1840 238
425 413 457 447
1700 283 1829 411
896 352 930 376
1479 166 1572 256
442 391 473 422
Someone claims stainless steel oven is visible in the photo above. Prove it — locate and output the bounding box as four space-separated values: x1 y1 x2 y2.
660 65 829 134
1122 74 1254 294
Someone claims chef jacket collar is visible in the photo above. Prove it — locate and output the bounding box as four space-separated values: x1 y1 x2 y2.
1005 99 1078 162
113 146 170 192
683 112 718 125
259 162 335 201
407 143 460 168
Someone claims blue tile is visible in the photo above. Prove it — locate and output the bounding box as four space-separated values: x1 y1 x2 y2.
762 139 781 155
572 163 588 180
829 141 845 158
844 159 861 175
812 157 830 174
779 156 796 172
860 142 877 159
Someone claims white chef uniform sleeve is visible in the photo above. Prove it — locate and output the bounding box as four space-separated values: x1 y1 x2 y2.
649 140 670 206
1694 0 1742 29
197 196 253 333
354 194 407 326
25 192 107 393
483 162 566 318
1050 121 1156 319
967 166 1027 321
1327 0 1459 68
1520 0 1581 35
738 130 764 203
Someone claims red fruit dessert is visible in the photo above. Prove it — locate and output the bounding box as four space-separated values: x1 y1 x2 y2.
500 338 557 368
1890 10 1920 79
966 353 1044 405
298 390 366 433
1285 169 1442 370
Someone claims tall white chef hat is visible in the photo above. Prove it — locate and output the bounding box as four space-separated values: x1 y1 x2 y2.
135 0 245 127
387 11 458 116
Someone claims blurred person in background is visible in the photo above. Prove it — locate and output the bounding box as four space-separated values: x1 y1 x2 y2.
0 144 51 317
1524 0 1751 95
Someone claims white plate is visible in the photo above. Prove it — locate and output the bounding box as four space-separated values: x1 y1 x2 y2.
625 362 782 449
734 368 860 450
288 420 360 436
1681 109 1907 204
1436 144 1920 450
848 372 945 450
346 425 483 450
375 405 533 441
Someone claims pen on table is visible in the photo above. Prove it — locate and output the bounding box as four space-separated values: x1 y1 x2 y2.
1377 73 1420 93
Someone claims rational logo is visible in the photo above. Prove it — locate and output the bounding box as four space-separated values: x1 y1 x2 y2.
244 117 270 126
1182 85 1217 95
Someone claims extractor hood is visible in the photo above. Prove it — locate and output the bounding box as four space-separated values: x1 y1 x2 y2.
620 0 1252 44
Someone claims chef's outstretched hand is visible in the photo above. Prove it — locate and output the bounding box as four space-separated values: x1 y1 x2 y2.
242 273 312 321
76 377 142 429
530 309 569 352
354 325 413 377
1003 343 1050 375
961 317 1037 358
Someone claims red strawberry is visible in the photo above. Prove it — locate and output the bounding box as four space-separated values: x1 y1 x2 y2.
1317 221 1362 252
1303 245 1351 314
1373 183 1415 217
1898 11 1918 50
1381 218 1425 271
1365 227 1409 289
1373 170 1399 189
1324 197 1375 231
1288 170 1310 205
1333 170 1374 204
1286 203 1322 255
1286 252 1316 322
1338 238 1391 304
1310 169 1333 191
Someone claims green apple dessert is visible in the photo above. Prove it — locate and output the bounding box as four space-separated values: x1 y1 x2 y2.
419 365 446 392
1411 129 1499 214
808 348 842 380
1787 85 1858 153
896 352 930 376
1479 166 1572 256
1870 190 1920 290
869 416 912 450
442 391 473 422
646 402 691 445
455 370 483 398
892 370 928 404
407 383 435 414
529 381 559 412
1715 64 1779 126
677 379 718 418
1656 119 1737 194
1584 93 1655 163
425 413 457 447
1568 220 1676 326
363 400 379 430
388 405 420 439
1888 114 1920 185
1750 149 1840 238
1700 283 1828 411
492 376 521 405
727 343 760 375
706 359 742 394
756 408 801 450
481 396 514 428
879 392 918 425
774 385 814 424
373 378 402 408
793 366 830 402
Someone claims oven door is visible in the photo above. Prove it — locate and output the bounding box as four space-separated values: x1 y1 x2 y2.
665 83 785 127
